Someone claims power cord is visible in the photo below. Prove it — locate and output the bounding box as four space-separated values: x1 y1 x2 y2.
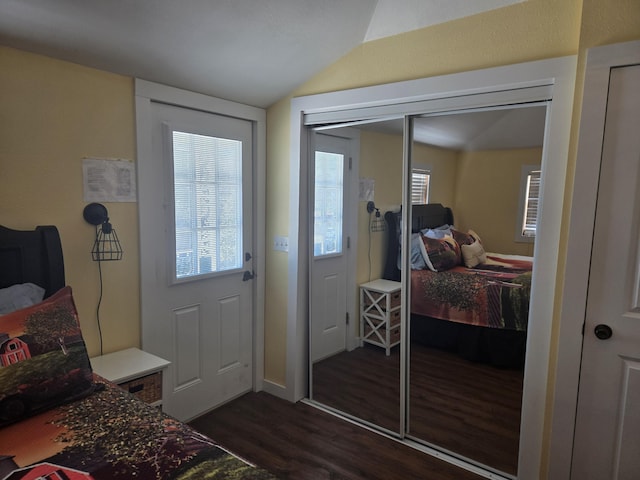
94 225 104 356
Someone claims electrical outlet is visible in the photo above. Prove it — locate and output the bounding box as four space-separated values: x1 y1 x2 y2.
274 235 289 252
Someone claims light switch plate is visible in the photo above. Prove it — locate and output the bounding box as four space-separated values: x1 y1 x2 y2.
274 235 289 252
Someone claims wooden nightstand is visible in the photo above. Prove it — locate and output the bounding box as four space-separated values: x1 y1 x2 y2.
90 347 170 409
360 279 402 355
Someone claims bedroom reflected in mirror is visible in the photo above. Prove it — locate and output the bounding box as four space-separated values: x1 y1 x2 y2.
308 103 545 476
404 107 545 476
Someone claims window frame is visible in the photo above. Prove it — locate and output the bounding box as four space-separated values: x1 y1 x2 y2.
515 164 541 243
166 124 247 285
411 166 431 205
313 149 345 258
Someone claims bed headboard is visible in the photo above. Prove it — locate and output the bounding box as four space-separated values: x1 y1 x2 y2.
0 225 65 298
382 204 454 281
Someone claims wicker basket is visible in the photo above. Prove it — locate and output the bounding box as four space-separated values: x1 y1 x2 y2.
363 290 401 311
119 371 162 404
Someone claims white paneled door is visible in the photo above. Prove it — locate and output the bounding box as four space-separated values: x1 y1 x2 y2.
572 64 640 479
310 133 350 363
139 101 253 421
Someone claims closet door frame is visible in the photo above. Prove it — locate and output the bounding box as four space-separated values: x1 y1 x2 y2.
285 56 577 480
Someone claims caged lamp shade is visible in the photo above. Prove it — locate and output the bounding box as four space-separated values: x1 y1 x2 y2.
82 203 123 261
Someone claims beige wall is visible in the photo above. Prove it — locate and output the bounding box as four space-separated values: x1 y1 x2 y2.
356 130 403 287
263 99 291 383
0 46 139 358
417 143 458 209
454 148 542 256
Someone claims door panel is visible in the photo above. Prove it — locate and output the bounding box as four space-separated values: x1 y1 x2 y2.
173 305 201 389
572 64 640 479
139 101 253 421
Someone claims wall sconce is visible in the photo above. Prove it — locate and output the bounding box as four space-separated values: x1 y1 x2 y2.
82 203 123 261
366 201 386 232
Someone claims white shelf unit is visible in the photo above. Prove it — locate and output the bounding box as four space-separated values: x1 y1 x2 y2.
90 347 170 409
360 279 402 355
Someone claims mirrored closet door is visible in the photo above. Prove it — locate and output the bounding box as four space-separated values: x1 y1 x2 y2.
309 119 404 434
308 103 547 478
405 106 545 477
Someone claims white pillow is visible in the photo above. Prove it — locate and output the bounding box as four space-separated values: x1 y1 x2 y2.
461 239 487 268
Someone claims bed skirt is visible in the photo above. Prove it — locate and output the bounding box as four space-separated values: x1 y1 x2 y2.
410 314 526 369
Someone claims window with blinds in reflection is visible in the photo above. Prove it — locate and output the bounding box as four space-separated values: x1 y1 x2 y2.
172 130 243 279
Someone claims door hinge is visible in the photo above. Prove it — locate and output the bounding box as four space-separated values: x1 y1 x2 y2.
346 312 350 325
347 236 351 249
348 157 352 170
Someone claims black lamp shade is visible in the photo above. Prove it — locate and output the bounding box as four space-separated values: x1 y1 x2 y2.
83 203 123 261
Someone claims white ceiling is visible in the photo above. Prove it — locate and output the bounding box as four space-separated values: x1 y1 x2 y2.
413 105 547 150
0 0 524 108
1 0 541 150
349 105 546 150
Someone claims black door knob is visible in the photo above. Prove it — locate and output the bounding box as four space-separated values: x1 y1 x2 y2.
594 324 613 340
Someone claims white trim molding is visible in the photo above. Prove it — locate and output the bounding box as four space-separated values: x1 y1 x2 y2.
134 79 267 394
549 39 640 480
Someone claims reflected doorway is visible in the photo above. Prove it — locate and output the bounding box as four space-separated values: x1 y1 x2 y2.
310 125 403 434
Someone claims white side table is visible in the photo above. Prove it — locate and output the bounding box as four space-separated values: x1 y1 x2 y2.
91 347 170 409
360 279 402 355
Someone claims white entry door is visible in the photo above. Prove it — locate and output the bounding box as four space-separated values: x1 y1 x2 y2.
310 133 351 363
139 101 254 421
572 64 640 479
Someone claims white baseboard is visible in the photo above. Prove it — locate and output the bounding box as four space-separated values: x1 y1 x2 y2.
261 379 290 401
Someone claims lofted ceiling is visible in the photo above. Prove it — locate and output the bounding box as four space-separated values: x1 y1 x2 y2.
0 0 524 108
0 0 540 150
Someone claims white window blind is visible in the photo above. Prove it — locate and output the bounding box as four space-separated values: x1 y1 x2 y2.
314 151 344 257
522 169 541 238
411 168 430 204
172 130 243 279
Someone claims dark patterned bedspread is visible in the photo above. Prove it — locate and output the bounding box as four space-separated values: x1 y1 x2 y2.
411 253 533 331
0 378 276 479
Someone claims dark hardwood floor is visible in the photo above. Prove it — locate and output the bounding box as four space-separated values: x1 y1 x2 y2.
189 391 484 480
312 342 523 475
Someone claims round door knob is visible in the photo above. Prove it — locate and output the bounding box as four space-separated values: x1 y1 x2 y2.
594 324 613 340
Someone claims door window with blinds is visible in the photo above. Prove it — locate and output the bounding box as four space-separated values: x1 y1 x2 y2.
314 151 344 257
517 165 541 242
171 130 243 280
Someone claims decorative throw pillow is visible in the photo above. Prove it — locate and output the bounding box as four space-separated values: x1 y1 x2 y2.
451 228 475 247
461 239 488 268
0 286 94 426
419 235 461 272
468 229 483 245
